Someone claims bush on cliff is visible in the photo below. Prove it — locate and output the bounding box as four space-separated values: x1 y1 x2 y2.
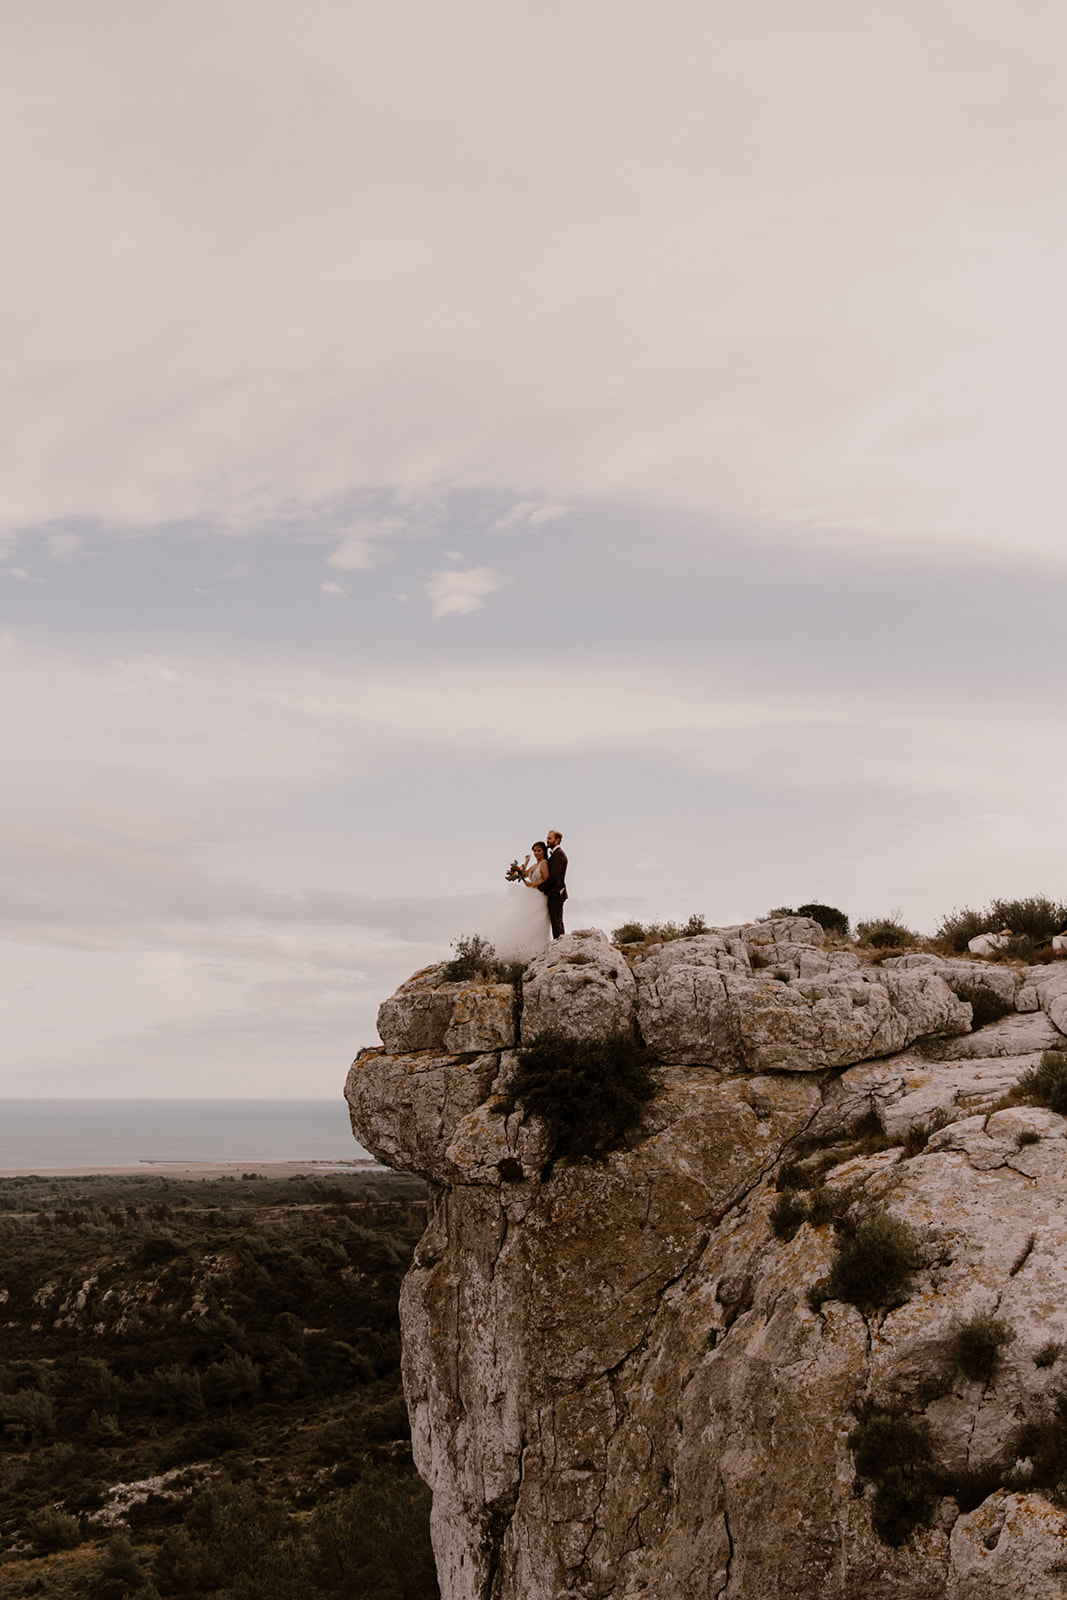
1013 1050 1067 1115
761 904 850 937
953 980 1013 1030
848 1413 935 1546
855 914 918 949
611 914 710 945
508 1028 657 1161
946 1309 1016 1383
443 935 525 986
820 1210 921 1312
795 903 850 938
935 895 1067 953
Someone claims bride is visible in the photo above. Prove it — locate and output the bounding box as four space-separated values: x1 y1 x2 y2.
476 841 553 961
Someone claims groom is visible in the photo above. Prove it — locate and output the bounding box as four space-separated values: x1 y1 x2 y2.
542 829 568 939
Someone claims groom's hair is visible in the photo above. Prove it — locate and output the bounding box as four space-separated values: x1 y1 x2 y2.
548 829 563 841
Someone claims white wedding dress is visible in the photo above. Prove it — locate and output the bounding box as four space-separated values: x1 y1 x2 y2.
475 868 552 961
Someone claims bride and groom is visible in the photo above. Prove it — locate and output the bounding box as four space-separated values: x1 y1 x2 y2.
482 830 568 960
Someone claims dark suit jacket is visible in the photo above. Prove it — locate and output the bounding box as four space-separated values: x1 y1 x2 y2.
541 847 568 902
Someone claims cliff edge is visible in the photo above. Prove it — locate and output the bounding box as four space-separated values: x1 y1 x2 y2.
346 920 1067 1599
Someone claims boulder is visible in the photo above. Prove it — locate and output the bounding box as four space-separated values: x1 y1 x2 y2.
947 1493 1067 1599
519 929 637 1042
377 966 517 1054
938 1010 1063 1060
344 1048 500 1182
1036 965 1067 1037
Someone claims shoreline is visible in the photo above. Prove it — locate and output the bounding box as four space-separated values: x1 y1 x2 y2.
0 1159 386 1179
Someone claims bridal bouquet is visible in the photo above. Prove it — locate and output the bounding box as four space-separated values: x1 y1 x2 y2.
505 859 526 883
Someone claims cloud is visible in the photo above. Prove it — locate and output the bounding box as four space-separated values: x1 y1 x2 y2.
488 501 569 535
327 537 389 571
46 529 83 561
321 580 346 598
426 566 506 617
2 6 1067 564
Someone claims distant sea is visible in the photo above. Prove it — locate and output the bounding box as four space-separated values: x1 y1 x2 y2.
0 1100 371 1170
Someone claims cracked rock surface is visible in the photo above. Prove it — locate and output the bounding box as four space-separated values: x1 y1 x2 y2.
345 927 1067 1600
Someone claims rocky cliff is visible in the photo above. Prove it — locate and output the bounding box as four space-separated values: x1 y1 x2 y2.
345 920 1067 1599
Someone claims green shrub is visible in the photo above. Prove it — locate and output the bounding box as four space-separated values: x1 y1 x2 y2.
807 1184 853 1227
856 915 918 949
775 1162 808 1192
795 903 850 938
95 1532 147 1594
27 1505 82 1552
988 896 1067 943
770 1189 808 1241
824 1210 921 1311
936 896 1067 953
442 935 524 986
612 914 711 945
954 981 1014 1030
947 1310 1016 1382
991 934 1039 964
848 1412 935 1546
1035 1342 1061 1369
507 1028 657 1161
1015 1050 1067 1116
935 906 997 952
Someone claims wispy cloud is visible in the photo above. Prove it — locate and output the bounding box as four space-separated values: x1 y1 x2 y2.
321 580 347 598
488 501 569 535
426 566 506 617
327 537 389 572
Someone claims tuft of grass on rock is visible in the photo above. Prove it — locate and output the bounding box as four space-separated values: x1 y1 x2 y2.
823 1210 921 1312
506 1027 657 1162
1034 1342 1062 1369
947 1310 1016 1383
770 1189 808 1241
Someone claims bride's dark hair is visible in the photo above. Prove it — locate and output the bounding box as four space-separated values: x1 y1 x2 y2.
531 841 548 856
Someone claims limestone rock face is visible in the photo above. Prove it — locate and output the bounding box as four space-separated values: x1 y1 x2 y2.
635 945 970 1072
345 1047 501 1182
346 931 1067 1600
519 930 637 1042
377 966 517 1054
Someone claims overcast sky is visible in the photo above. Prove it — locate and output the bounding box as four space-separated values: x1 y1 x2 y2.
2 1 1065 1098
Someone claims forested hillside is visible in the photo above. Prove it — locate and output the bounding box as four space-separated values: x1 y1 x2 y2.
0 1169 437 1600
